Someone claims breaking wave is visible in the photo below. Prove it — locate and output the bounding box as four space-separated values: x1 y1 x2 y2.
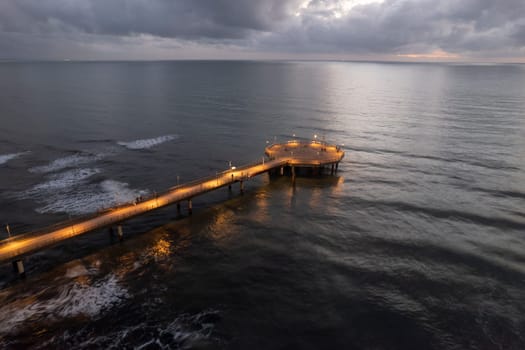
29 152 108 173
35 180 149 215
31 168 101 191
0 152 28 165
0 274 128 335
117 135 178 150
36 309 220 349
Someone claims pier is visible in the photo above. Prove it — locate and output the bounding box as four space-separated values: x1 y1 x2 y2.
1 140 344 274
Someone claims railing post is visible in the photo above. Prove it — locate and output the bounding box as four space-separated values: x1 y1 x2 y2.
117 225 124 242
12 259 25 278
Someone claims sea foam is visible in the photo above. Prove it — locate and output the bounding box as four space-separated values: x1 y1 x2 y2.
117 134 178 150
32 168 101 191
41 309 220 349
35 180 148 215
30 152 106 173
0 152 28 165
0 274 128 335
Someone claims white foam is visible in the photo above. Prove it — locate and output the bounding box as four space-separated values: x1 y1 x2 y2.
0 274 128 334
30 153 107 173
66 310 219 349
55 274 128 318
117 134 178 150
32 168 100 191
35 180 149 215
0 152 28 165
65 264 90 279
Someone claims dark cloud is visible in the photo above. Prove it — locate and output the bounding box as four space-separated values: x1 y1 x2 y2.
265 0 525 56
0 0 524 60
0 0 302 39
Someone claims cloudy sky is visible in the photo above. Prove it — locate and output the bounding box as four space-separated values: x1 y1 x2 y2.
1 0 524 61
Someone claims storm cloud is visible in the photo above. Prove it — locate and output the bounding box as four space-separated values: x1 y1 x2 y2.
0 0 524 60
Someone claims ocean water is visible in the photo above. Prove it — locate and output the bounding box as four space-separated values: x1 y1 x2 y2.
0 61 524 349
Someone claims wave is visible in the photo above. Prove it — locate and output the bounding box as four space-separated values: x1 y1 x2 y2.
346 197 525 231
29 152 107 173
35 180 149 215
469 187 525 200
36 309 220 349
0 152 28 165
31 168 101 191
117 134 178 150
0 274 128 335
65 264 91 279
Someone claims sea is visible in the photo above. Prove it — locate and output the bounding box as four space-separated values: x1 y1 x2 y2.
0 61 524 349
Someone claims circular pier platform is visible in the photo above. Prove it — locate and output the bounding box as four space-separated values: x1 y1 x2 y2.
265 140 344 166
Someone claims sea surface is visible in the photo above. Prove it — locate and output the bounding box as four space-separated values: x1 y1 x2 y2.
0 61 524 349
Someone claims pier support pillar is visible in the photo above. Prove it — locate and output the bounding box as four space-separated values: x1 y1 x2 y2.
331 164 335 175
177 202 181 215
280 166 284 176
12 260 25 278
240 180 244 194
108 226 115 242
336 162 339 172
117 225 124 242
291 166 296 185
188 199 193 215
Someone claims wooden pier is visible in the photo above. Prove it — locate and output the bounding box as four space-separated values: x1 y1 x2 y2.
1 140 344 272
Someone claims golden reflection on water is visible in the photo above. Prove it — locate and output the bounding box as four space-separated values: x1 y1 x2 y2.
310 183 323 209
252 191 270 223
208 208 237 244
150 237 171 259
330 176 345 196
74 274 91 286
284 175 344 211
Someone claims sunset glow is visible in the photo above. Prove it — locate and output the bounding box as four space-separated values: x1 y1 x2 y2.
397 50 461 60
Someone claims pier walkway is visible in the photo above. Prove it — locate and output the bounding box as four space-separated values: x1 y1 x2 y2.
0 140 344 269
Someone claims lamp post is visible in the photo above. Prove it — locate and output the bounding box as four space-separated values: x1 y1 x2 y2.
231 166 236 181
5 224 11 238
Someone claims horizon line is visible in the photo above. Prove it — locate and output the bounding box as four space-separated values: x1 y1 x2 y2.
0 58 524 65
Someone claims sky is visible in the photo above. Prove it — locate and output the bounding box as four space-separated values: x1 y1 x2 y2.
0 0 524 62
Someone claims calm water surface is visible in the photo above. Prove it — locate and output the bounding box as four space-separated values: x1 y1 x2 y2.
0 61 524 349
